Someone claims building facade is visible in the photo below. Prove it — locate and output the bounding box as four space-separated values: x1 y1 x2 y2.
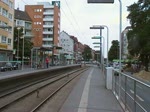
25 1 60 67
25 1 60 55
59 31 74 64
121 26 131 59
0 0 14 61
14 9 33 61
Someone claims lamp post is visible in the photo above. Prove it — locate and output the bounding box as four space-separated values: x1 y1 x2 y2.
90 26 104 69
92 25 109 67
17 27 21 62
88 0 122 102
92 36 105 70
21 28 25 70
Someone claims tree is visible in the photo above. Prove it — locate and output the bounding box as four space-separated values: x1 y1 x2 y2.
82 46 92 61
13 27 33 60
108 40 119 61
127 0 150 71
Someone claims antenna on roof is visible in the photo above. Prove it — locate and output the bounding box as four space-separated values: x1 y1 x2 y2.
17 2 19 10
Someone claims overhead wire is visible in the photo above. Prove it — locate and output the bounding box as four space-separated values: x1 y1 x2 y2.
63 0 92 47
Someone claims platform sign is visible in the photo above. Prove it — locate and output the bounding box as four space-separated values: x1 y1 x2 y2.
88 0 114 3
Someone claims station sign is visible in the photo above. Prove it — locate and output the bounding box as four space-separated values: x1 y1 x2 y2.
88 0 114 3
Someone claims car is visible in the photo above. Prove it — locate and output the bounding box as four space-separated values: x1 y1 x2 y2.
11 62 19 70
0 62 13 71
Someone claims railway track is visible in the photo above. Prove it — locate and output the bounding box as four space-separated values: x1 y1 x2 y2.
0 67 88 112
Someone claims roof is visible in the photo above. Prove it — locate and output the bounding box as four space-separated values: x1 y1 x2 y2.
15 9 32 21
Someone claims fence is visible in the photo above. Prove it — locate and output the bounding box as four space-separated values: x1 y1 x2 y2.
112 69 150 112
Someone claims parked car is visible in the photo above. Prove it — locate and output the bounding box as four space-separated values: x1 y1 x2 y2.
11 62 19 70
0 62 13 71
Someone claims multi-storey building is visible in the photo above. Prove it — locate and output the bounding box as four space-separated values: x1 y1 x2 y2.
14 9 33 41
78 42 84 62
121 26 131 59
14 8 33 62
0 0 14 61
70 35 79 63
59 31 74 64
25 1 60 55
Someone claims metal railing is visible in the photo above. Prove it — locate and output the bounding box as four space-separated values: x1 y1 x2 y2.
112 69 150 112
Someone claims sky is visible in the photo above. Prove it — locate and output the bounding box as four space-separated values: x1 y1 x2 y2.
15 0 138 57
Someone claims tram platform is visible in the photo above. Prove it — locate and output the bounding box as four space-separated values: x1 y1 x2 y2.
59 65 124 112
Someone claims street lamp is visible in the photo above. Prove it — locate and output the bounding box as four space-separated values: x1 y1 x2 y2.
92 25 109 67
88 0 122 102
17 27 21 62
21 28 24 70
90 26 104 69
92 36 105 70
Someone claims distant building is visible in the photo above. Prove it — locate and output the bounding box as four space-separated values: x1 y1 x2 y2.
70 35 79 63
121 26 131 59
25 1 60 56
0 0 15 61
14 9 33 41
78 42 84 61
59 31 74 64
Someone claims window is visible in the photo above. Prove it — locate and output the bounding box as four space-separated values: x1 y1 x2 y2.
8 13 12 20
8 38 11 45
9 1 13 9
1 36 7 43
2 8 8 17
16 20 23 26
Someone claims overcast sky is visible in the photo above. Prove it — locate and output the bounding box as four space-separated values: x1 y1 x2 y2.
15 0 138 57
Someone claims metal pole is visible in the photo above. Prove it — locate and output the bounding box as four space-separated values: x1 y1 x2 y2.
31 48 33 68
101 25 109 67
100 28 103 69
17 28 20 62
22 28 24 70
22 36 24 70
118 0 122 102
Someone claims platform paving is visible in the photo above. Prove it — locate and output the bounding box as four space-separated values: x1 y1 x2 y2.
59 65 124 112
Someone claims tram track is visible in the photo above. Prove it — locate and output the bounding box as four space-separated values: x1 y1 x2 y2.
0 67 88 112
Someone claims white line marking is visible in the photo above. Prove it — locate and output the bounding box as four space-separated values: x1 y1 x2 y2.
77 69 93 112
130 90 144 102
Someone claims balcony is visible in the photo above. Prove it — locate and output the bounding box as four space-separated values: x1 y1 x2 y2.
43 18 54 21
43 24 53 28
43 11 54 15
44 6 54 9
43 38 53 41
43 31 53 34
42 44 53 48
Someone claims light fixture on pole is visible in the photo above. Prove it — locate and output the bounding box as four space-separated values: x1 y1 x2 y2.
17 27 21 62
87 0 122 102
92 36 105 71
92 25 109 67
90 26 104 69
21 28 24 70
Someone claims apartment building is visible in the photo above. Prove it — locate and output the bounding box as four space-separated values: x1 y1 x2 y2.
0 0 14 61
14 9 33 41
121 26 131 59
59 31 74 64
25 1 60 56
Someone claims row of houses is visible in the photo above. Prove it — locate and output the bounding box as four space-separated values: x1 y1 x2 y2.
0 0 95 65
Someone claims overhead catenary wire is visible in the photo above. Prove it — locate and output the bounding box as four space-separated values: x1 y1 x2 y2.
63 0 92 47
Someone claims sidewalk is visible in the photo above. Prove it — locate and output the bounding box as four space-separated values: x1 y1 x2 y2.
59 65 123 112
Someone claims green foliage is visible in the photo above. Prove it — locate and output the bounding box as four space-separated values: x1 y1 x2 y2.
82 46 92 61
13 27 33 60
127 0 150 70
108 40 119 61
